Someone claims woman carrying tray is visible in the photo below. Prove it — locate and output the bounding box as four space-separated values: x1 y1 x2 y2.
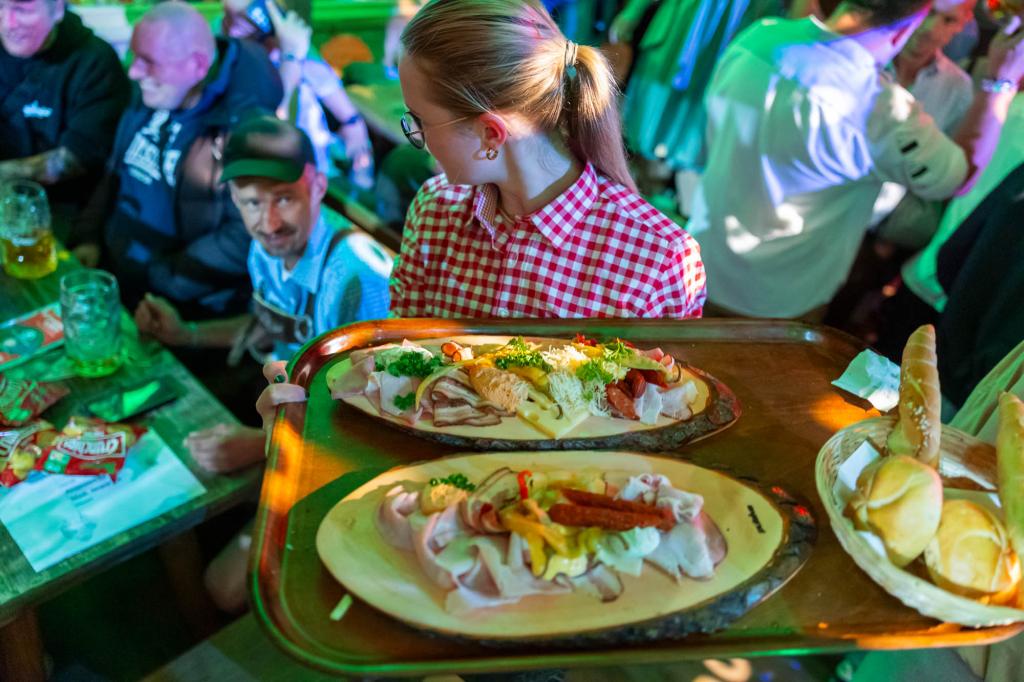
241 0 709 615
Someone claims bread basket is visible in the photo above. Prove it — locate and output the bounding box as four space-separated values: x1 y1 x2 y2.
816 415 1024 626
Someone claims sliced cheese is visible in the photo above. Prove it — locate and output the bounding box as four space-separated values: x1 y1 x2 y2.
516 402 590 438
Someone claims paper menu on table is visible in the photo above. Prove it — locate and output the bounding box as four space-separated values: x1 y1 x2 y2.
0 430 206 572
0 303 64 371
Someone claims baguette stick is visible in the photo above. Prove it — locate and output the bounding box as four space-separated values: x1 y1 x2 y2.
887 324 942 469
997 392 1024 559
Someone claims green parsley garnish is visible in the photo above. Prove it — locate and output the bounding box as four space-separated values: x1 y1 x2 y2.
393 392 416 411
601 339 634 362
376 351 443 378
493 337 552 372
576 359 617 384
428 473 476 491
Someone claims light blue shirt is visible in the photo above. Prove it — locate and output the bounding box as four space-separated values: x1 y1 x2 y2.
247 215 392 359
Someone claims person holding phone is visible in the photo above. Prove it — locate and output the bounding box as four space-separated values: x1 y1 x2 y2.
220 0 374 190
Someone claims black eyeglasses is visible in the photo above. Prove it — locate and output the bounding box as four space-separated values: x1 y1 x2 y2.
400 110 469 149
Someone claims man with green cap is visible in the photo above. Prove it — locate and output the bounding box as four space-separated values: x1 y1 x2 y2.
135 115 391 480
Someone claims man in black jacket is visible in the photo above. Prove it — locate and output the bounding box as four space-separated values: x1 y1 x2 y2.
75 0 282 322
0 0 129 232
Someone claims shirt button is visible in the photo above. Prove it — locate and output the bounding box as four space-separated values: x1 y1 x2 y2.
507 251 518 265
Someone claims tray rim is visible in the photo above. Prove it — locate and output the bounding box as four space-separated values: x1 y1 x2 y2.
251 318 1024 676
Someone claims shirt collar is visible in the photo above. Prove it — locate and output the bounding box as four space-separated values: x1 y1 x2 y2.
284 216 329 294
470 162 598 250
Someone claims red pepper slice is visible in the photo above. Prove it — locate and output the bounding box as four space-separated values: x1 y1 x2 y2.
573 333 597 347
517 469 532 500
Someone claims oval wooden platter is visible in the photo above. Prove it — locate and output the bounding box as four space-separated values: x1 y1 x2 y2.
316 450 815 646
326 335 741 452
817 416 1024 627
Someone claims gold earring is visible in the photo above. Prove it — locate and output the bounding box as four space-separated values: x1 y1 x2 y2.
485 148 498 160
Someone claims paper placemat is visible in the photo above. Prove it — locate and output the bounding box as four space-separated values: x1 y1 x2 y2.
0 430 206 572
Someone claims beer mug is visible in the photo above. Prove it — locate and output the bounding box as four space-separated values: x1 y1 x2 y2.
60 270 123 378
0 180 57 279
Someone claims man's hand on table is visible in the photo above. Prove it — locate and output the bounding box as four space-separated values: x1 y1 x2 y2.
185 423 266 473
71 243 101 268
134 293 190 347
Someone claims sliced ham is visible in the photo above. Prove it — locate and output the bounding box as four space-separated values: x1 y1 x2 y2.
566 563 624 602
616 473 703 522
330 355 377 400
658 381 695 420
375 485 419 551
460 468 519 533
644 510 725 581
371 371 422 423
634 383 664 425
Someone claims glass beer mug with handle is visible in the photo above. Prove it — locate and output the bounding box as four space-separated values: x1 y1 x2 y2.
0 180 57 279
59 270 123 378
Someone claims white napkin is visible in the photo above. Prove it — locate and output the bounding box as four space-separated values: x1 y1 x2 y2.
832 350 901 411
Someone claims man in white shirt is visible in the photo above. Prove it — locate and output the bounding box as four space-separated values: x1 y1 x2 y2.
687 0 1024 319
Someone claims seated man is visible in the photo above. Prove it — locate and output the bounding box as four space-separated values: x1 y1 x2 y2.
135 116 391 475
0 0 129 231
135 116 391 612
686 0 1024 320
73 0 283 321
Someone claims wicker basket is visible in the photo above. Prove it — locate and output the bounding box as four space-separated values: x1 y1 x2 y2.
816 415 1024 627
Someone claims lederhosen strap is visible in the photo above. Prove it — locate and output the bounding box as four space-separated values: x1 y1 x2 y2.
228 228 349 366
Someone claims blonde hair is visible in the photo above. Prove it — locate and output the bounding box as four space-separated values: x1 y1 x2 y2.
401 0 635 191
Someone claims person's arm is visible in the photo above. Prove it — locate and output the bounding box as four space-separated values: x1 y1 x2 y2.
609 0 658 44
9 44 131 187
648 232 708 319
266 2 311 117
787 0 824 19
0 147 83 185
388 194 433 318
318 87 374 180
67 169 118 263
134 292 251 348
950 17 1024 194
145 178 253 305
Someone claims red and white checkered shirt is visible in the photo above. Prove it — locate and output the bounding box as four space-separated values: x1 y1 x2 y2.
390 163 707 318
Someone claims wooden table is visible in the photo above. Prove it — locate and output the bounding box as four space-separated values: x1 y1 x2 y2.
0 253 262 680
346 80 407 146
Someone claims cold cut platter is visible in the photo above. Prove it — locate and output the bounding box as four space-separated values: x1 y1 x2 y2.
325 335 740 451
316 450 813 644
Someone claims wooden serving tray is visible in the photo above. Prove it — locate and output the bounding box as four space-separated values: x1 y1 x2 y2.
252 319 1024 677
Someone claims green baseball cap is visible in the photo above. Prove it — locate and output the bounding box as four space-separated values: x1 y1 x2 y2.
220 115 316 183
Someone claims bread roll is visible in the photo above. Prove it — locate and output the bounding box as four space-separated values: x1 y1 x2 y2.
887 325 942 469
997 392 1024 560
924 499 1021 605
849 455 943 567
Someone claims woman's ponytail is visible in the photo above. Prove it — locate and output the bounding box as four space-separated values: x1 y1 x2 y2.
561 43 635 191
